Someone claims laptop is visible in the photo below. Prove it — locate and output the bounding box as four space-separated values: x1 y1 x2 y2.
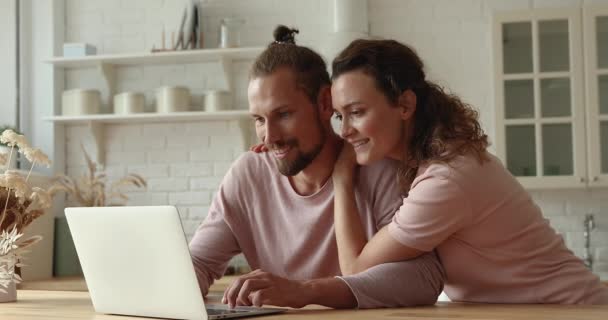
65 206 285 320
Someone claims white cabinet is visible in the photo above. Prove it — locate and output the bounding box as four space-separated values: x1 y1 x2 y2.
584 6 608 188
493 7 608 189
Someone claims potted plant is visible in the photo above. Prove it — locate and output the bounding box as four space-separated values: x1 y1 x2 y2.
0 129 59 302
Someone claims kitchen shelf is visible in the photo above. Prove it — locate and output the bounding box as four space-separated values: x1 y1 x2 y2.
46 47 265 111
44 110 254 167
44 110 251 124
46 47 265 68
45 48 264 169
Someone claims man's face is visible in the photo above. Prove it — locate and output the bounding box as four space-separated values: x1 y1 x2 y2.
248 68 325 176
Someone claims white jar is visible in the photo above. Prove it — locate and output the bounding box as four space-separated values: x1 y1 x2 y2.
204 90 231 112
156 86 190 113
62 89 101 116
219 18 245 48
114 92 145 114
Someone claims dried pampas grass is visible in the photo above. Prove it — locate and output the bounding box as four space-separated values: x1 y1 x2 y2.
52 144 147 207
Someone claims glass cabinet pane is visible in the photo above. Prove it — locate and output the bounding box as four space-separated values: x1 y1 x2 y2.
506 125 536 176
597 16 608 69
601 122 608 174
503 22 533 74
541 78 571 117
600 75 608 115
505 80 534 119
542 124 573 176
539 20 570 72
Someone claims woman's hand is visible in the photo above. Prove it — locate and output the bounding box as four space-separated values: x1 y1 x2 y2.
333 142 358 186
250 143 268 153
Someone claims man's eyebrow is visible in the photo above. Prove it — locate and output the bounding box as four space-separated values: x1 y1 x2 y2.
272 105 290 113
250 105 290 118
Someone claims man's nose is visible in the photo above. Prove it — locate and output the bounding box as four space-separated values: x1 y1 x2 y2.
263 121 281 145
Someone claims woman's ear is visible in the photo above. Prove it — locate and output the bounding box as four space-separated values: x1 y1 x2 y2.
398 89 417 121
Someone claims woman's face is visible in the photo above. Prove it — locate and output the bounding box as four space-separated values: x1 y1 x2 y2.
332 70 410 164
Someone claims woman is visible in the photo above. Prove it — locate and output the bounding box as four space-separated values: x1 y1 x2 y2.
331 39 608 304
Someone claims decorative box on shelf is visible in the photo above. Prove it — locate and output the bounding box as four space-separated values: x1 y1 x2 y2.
63 43 97 58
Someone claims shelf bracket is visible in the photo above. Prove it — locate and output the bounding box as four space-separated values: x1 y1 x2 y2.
219 56 237 111
98 62 116 112
237 118 255 151
87 121 105 168
219 57 233 91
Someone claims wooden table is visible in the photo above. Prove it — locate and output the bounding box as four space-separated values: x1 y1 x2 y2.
5 277 608 320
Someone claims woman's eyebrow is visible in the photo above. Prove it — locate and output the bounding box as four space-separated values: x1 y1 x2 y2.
337 101 363 111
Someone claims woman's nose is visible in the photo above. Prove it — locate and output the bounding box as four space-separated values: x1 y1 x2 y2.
340 119 353 138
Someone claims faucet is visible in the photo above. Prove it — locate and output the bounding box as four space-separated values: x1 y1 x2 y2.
583 214 595 270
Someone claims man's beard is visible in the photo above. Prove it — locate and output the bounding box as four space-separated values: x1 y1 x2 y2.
270 120 326 176
275 138 324 176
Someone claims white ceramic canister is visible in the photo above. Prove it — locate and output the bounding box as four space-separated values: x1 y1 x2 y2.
219 18 245 48
114 92 145 114
156 86 190 113
62 89 101 116
204 90 231 112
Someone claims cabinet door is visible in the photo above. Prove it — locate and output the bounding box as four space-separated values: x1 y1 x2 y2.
494 8 586 189
584 6 608 187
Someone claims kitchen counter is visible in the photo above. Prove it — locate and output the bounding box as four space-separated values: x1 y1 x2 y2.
7 277 608 320
2 290 607 320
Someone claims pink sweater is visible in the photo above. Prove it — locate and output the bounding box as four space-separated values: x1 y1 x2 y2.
388 153 608 304
189 152 445 308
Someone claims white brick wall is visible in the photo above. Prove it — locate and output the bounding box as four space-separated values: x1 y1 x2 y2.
65 121 240 240
62 0 608 279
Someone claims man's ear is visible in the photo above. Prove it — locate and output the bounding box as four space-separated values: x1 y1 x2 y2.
316 85 334 120
398 89 417 121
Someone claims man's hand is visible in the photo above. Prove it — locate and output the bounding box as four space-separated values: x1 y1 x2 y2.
222 270 311 309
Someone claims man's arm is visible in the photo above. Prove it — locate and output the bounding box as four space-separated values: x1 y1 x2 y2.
189 210 241 297
189 159 247 297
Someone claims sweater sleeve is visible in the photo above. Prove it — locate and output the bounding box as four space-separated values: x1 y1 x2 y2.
337 251 445 308
188 159 245 297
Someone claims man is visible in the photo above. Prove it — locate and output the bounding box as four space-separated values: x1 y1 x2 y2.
189 27 445 309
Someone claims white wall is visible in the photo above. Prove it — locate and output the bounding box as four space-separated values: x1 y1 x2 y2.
0 0 17 128
49 0 608 278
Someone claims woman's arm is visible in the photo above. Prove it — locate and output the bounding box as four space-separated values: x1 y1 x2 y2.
332 145 424 275
333 176 424 275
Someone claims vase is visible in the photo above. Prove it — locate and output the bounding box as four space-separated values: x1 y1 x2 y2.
0 280 17 303
53 216 83 276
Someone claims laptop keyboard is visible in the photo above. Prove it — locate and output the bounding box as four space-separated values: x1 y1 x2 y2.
206 308 248 315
